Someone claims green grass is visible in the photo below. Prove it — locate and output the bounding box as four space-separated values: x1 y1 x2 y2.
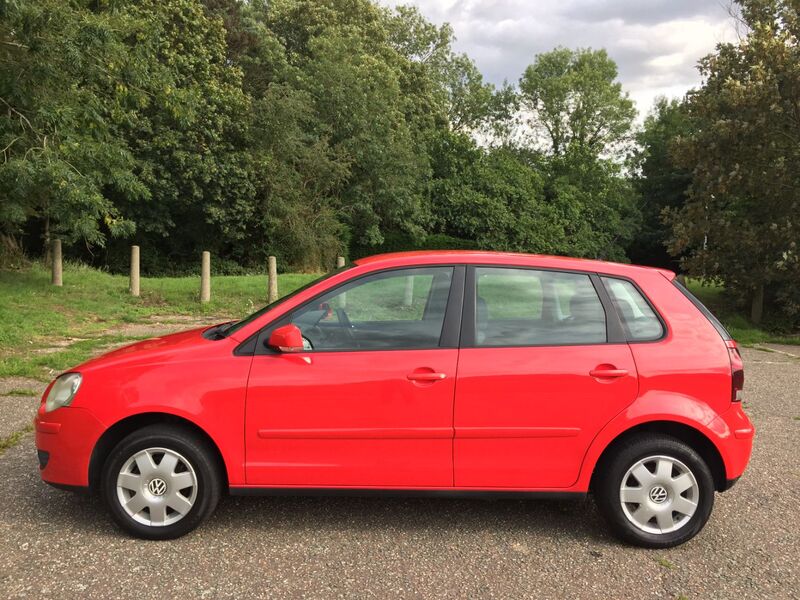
656 557 675 570
0 424 34 456
5 388 39 397
0 262 318 379
685 279 800 346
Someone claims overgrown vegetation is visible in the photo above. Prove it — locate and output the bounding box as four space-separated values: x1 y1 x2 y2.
0 0 797 332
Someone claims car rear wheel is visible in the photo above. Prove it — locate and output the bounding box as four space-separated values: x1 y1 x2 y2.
101 425 221 540
594 434 715 548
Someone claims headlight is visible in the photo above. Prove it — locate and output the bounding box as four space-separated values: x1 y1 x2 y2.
44 373 82 413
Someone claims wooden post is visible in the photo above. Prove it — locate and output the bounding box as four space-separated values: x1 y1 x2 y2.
403 276 414 306
51 239 62 287
200 251 211 303
336 256 346 307
129 245 140 297
268 255 278 303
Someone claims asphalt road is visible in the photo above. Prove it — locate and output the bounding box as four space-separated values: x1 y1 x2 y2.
0 347 797 599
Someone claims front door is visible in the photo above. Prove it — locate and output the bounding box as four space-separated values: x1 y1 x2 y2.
454 266 638 488
245 266 463 487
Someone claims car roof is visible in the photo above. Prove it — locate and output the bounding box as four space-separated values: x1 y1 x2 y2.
353 250 675 279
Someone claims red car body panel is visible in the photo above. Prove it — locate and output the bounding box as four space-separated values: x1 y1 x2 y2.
453 344 638 488
245 349 458 486
34 251 754 494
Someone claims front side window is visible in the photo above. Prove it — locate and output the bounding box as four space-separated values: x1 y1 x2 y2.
290 267 453 351
601 277 664 341
475 268 606 346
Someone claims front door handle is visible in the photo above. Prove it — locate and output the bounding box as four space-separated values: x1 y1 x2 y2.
407 372 447 382
589 367 628 378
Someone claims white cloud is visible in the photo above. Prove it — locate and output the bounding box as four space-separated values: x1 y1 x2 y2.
382 0 739 117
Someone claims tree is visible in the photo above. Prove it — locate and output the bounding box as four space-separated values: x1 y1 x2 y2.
544 147 640 261
0 1 144 251
629 98 692 269
667 0 800 325
518 48 636 158
514 48 640 261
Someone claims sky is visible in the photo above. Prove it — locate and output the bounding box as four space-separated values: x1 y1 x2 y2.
382 0 740 118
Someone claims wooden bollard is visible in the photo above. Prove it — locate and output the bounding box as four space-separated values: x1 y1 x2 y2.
268 256 278 303
130 245 140 297
335 256 347 306
51 239 62 287
403 276 414 306
200 251 211 303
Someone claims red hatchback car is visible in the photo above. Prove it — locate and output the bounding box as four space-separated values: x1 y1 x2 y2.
35 251 753 546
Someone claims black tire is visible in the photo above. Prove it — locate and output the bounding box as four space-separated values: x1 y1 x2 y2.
101 424 222 540
594 434 715 548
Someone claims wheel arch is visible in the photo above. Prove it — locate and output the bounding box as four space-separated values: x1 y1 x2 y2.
88 412 229 491
588 420 727 492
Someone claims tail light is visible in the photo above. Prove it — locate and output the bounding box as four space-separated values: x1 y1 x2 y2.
726 340 744 402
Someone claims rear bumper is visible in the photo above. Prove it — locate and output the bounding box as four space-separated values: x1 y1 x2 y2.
709 402 754 485
34 405 105 487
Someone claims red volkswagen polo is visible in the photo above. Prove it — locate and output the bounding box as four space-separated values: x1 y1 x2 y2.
34 251 753 546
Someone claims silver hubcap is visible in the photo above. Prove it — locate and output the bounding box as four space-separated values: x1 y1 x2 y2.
116 447 198 527
620 455 699 534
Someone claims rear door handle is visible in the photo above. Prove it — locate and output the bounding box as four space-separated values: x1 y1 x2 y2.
589 368 628 378
407 372 447 382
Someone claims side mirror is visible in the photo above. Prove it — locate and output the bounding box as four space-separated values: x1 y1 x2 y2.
267 324 305 353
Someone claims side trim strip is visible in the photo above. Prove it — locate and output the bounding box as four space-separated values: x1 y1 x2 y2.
257 427 452 439
455 427 581 439
256 427 582 439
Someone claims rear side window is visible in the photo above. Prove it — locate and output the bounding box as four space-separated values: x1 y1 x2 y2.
601 277 664 341
475 268 606 346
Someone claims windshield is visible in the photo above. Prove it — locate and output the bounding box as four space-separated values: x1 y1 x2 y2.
220 267 351 338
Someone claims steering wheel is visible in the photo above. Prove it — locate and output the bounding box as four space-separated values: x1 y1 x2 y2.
336 308 359 347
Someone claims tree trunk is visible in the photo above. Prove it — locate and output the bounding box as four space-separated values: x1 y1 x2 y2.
750 284 764 325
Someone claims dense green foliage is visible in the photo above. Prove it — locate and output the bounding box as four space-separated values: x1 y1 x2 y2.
1 0 638 273
629 98 692 270
666 0 800 326
0 0 797 330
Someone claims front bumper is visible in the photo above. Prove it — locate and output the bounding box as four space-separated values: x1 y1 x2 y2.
34 405 105 488
709 402 754 485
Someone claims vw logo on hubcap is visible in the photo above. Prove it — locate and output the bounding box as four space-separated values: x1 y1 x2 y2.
147 478 167 496
649 485 668 504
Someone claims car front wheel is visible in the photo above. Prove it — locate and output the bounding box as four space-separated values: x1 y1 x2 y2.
594 434 715 548
101 425 221 540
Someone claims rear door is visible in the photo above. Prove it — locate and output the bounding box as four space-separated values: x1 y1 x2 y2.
453 266 638 488
245 266 464 487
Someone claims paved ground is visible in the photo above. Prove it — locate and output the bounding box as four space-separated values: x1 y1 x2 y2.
0 347 797 599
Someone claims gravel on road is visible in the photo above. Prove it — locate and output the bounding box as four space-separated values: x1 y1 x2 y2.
0 348 797 599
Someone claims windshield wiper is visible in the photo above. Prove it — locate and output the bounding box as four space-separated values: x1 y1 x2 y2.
203 321 237 341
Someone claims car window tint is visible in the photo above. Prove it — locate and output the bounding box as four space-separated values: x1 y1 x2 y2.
601 277 664 341
291 267 453 351
475 268 606 346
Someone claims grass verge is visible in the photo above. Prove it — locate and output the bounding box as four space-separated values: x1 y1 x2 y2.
0 262 318 379
685 279 799 346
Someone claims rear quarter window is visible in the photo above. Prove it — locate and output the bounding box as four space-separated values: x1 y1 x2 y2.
601 277 665 342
